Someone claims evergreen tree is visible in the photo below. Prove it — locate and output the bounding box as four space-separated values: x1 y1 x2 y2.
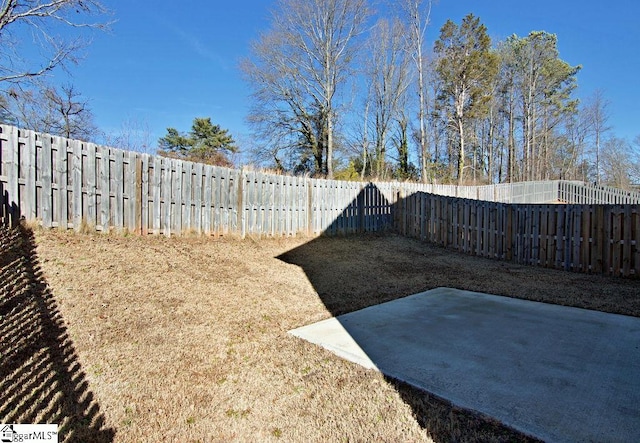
434 14 498 184
159 117 238 166
502 32 581 180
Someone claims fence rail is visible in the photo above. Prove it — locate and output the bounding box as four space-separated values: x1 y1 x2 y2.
2 125 640 277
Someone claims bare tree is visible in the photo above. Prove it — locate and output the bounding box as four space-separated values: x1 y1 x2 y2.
0 0 110 85
366 18 412 178
242 0 369 178
583 89 612 184
401 0 433 182
601 136 640 189
242 28 323 174
4 82 97 140
559 110 590 181
44 83 97 139
345 91 372 180
632 136 640 186
102 116 154 154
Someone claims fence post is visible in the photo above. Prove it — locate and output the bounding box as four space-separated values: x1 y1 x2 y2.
306 179 313 236
86 143 97 229
56 137 69 229
136 155 143 235
3 126 20 226
71 139 83 231
394 187 406 235
505 204 513 261
237 167 245 238
99 146 109 232
166 158 175 236
41 135 53 228
24 129 37 221
357 183 365 233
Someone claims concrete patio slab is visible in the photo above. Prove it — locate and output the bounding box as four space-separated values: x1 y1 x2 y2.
289 287 640 442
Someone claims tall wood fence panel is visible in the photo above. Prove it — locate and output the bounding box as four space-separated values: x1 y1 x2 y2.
397 192 640 277
0 126 399 236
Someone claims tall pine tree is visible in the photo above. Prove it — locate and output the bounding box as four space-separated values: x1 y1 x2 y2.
434 14 498 184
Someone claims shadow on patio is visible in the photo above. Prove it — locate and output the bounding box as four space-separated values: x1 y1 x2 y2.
277 183 538 443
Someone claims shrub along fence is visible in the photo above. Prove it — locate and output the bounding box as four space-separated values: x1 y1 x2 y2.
1 125 639 277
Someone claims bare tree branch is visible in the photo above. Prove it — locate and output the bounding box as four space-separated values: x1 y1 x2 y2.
0 0 111 84
3 81 98 140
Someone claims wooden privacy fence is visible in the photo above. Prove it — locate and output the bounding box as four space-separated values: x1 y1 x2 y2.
396 192 640 277
1 125 575 236
1 124 640 277
0 125 398 235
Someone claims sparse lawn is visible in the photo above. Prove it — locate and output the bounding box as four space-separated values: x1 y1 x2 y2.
5 226 640 442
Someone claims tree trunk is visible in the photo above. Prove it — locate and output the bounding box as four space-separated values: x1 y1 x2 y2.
487 112 494 183
457 117 465 185
326 113 334 179
507 98 515 182
417 49 429 182
361 101 370 180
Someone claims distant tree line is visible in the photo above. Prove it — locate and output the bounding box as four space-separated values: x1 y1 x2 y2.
1 0 637 187
242 0 640 188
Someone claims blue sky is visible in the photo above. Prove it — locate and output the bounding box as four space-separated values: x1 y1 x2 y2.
48 0 639 153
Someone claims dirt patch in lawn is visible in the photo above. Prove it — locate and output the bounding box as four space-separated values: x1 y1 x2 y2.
3 224 639 442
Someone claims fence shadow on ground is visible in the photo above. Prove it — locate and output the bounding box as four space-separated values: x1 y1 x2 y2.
0 223 115 442
277 184 539 443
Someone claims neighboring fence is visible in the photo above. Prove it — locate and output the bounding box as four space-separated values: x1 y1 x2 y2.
558 180 640 204
396 192 640 277
415 180 561 203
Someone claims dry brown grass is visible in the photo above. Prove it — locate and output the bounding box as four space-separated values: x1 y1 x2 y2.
4 225 639 442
